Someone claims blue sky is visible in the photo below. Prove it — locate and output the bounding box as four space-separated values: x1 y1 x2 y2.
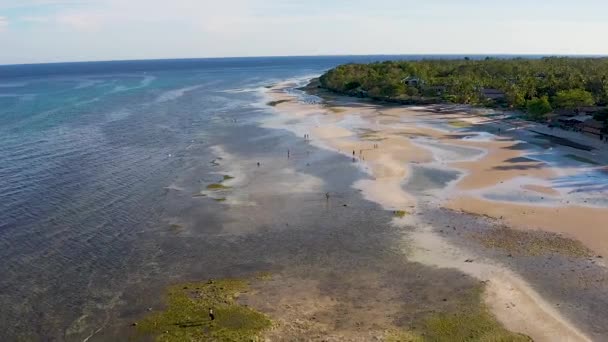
1 0 608 64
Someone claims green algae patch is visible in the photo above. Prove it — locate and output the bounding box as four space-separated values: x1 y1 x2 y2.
223 175 235 181
386 330 423 342
214 198 227 202
207 183 230 190
394 210 410 218
169 224 183 231
412 285 531 342
267 100 289 107
422 309 531 342
386 309 528 342
137 279 271 342
448 120 473 128
474 226 592 258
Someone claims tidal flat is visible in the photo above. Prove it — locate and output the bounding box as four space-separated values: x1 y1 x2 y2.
252 80 608 341
122 121 536 341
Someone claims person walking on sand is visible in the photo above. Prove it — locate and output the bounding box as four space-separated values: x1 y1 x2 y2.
287 149 290 159
352 150 355 157
325 192 330 201
257 162 260 167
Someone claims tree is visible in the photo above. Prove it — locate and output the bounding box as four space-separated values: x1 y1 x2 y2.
405 86 419 96
552 89 594 109
526 96 553 121
378 82 405 98
505 86 526 108
344 81 361 91
594 109 608 133
318 58 608 111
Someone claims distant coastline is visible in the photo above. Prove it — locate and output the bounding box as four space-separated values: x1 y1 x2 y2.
315 57 608 142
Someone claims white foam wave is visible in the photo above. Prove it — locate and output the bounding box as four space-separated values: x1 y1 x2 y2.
0 81 28 88
74 79 105 89
109 75 156 94
155 85 202 103
0 93 36 100
221 86 266 94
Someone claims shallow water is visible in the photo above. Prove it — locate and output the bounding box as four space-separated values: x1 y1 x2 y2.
404 165 461 195
411 137 485 162
0 56 417 340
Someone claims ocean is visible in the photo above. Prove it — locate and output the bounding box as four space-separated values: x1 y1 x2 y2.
0 55 437 340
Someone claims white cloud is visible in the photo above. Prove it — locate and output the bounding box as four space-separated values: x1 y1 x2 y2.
56 11 103 31
0 16 8 32
20 16 52 23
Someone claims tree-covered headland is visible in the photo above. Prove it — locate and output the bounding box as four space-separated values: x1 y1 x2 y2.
319 58 608 129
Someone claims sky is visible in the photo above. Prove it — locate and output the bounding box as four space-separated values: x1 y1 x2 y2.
1 0 608 65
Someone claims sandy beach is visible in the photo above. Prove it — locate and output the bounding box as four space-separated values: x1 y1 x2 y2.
262 79 608 341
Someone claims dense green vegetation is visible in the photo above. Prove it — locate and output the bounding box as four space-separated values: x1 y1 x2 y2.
319 57 608 125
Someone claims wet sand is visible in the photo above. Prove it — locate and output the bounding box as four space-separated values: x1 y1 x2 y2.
263 80 608 341
118 130 497 341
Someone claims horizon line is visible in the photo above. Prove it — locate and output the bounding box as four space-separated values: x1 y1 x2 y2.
2 53 608 68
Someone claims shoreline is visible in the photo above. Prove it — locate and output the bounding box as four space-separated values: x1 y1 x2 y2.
308 80 608 157
272 81 608 256
266 79 608 341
